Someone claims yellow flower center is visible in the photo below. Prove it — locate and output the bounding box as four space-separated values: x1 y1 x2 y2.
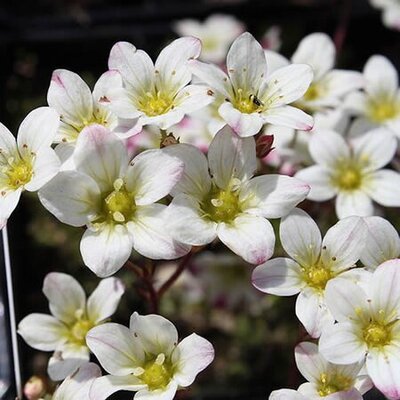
303 82 323 102
140 354 173 391
233 88 264 114
69 317 94 346
3 156 33 189
363 321 391 348
367 96 400 123
302 263 333 291
138 91 174 117
317 373 353 397
331 163 363 191
202 37 219 52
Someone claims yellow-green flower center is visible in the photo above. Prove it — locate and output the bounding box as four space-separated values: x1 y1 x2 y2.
233 88 264 114
302 263 333 291
138 91 174 117
3 156 33 189
202 37 219 52
69 318 94 346
303 82 323 102
317 373 353 397
363 321 392 348
367 96 400 123
140 354 173 391
331 163 363 191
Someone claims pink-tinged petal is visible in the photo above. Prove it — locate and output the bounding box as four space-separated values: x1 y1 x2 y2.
163 143 211 199
47 69 93 127
80 225 133 277
366 347 400 400
280 208 322 266
361 216 400 270
262 105 313 131
89 375 146 400
189 60 233 99
171 333 214 387
369 259 400 320
87 277 125 324
208 126 256 189
17 107 60 153
48 344 89 381
25 147 60 192
125 149 183 206
219 101 264 137
165 194 218 246
226 32 267 92
319 322 367 365
129 312 178 356
155 36 201 92
135 382 178 400
335 191 374 219
0 188 22 226
217 214 275 265
43 272 86 325
240 175 310 219
295 341 328 383
18 313 68 351
364 55 398 99
269 389 306 400
38 170 100 227
291 33 335 80
128 204 190 260
174 84 215 114
364 170 400 208
86 323 144 375
295 165 336 201
74 124 128 192
263 64 314 107
295 289 334 338
108 42 154 94
252 257 303 296
321 216 367 273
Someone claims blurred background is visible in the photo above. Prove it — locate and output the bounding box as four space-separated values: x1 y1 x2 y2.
1 0 399 398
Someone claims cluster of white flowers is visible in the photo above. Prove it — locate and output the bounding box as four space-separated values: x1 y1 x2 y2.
3 11 400 400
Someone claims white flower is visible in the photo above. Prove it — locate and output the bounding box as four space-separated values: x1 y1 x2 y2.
345 55 400 138
370 0 400 30
86 312 214 400
18 272 124 381
174 14 245 63
190 32 314 137
101 37 214 136
295 128 400 219
52 362 101 400
38 124 189 277
361 216 400 270
319 259 400 400
164 126 310 265
0 107 60 227
261 26 282 51
252 208 368 338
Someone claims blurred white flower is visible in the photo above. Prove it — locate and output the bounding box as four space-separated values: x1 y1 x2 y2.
87 312 214 400
261 26 282 51
18 273 124 381
370 0 400 30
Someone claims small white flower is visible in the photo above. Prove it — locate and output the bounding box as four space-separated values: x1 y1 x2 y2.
190 32 314 137
252 208 368 338
370 0 400 30
18 273 124 381
39 124 189 277
319 259 400 400
87 312 214 400
164 126 310 265
0 107 60 227
52 362 101 400
102 37 214 135
174 14 245 63
295 128 400 219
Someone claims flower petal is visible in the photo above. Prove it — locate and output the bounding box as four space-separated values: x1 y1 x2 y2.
135 382 178 400
364 170 400 207
335 190 374 219
269 389 306 400
294 341 328 383
295 166 336 201
0 188 22 226
262 105 313 131
89 375 146 400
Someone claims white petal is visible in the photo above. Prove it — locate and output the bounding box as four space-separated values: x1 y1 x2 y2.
269 389 306 400
264 50 290 74
128 204 190 260
322 70 365 99
126 149 183 205
129 312 178 356
87 277 125 324
262 105 313 131
252 257 303 296
38 170 100 227
291 33 335 80
0 188 22 226
93 70 124 104
17 107 60 152
361 216 400 269
364 170 400 207
18 313 68 351
89 375 146 400
240 175 310 219
174 84 215 114
0 122 17 156
217 214 275 264
171 333 214 387
86 323 144 375
295 166 336 201
280 208 322 267
135 382 178 400
165 194 218 246
208 125 256 189
294 341 328 383
80 225 133 277
335 191 374 219
321 216 367 273
43 272 86 325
